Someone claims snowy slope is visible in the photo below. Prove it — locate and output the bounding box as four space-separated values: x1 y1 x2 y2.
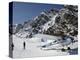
12 33 78 58
42 14 58 31
12 34 69 58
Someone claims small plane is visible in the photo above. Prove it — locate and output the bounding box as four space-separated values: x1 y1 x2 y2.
40 36 78 52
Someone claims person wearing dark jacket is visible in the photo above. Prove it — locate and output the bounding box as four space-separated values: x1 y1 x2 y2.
11 43 14 51
23 42 26 50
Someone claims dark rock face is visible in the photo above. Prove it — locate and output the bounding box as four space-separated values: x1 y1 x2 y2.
44 5 78 36
30 9 58 34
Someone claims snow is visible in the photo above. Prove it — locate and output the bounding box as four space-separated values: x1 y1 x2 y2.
15 30 30 38
12 34 77 58
42 14 58 31
33 34 61 40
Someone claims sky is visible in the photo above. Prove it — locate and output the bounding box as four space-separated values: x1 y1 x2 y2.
13 2 64 24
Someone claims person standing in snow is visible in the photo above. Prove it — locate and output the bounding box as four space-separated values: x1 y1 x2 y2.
23 41 26 50
11 43 14 51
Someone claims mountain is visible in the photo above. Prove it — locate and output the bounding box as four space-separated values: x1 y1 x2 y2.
9 24 23 34
44 5 78 37
10 5 78 38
